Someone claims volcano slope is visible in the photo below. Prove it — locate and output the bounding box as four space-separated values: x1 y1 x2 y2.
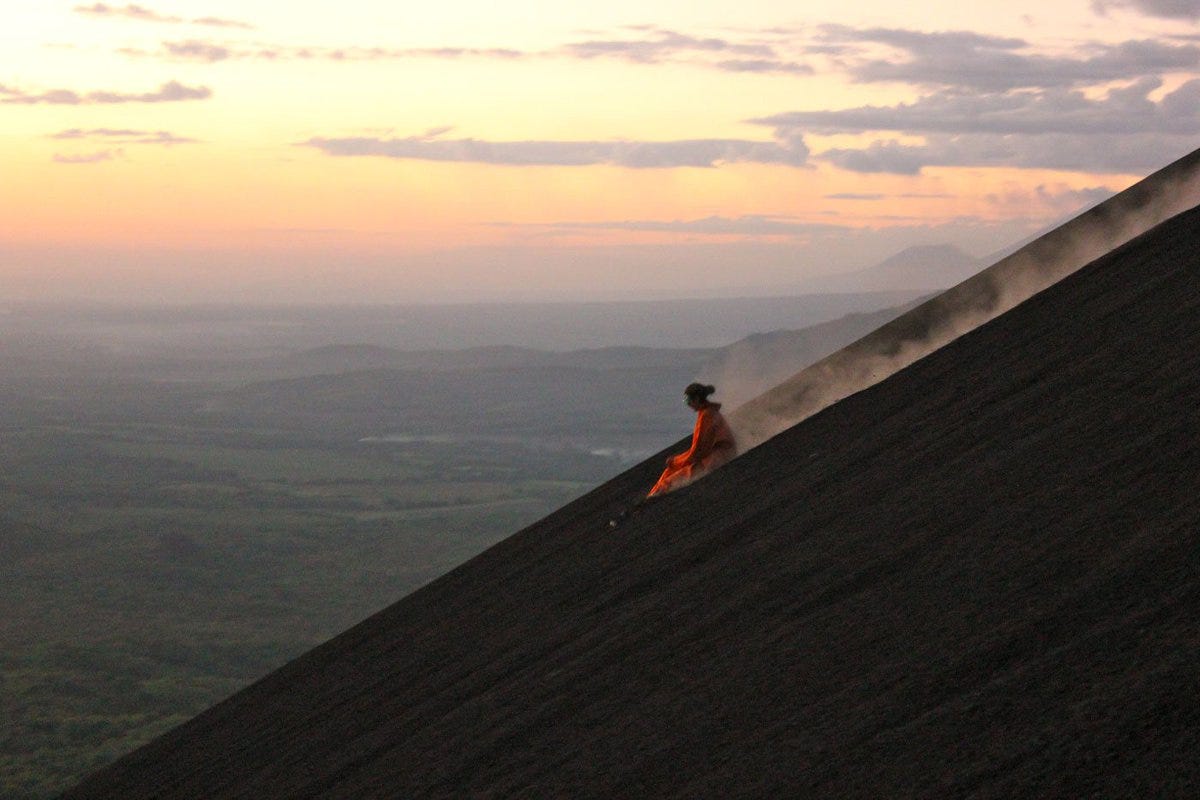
67 207 1200 798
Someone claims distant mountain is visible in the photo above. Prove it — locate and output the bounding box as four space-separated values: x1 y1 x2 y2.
800 244 981 293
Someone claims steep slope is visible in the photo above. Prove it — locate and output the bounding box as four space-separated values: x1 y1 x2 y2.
65 212 1200 795
733 146 1200 449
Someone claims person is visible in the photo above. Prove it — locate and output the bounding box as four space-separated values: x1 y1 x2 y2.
647 382 737 497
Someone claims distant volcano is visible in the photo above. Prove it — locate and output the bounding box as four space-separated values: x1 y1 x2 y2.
800 243 981 293
66 151 1200 799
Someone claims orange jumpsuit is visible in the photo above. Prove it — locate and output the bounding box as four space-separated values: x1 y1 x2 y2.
648 402 737 497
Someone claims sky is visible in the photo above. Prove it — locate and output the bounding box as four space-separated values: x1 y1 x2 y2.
2 0 1199 304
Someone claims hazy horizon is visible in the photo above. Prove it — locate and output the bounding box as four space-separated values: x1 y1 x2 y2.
0 289 926 355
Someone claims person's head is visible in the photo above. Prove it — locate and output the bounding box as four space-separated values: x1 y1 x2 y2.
684 382 716 410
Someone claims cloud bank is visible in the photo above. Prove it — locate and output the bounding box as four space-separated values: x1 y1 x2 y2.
753 78 1200 173
819 26 1200 90
1092 0 1200 19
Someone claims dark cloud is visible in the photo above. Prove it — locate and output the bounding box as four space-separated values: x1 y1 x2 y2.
752 78 1200 136
1092 0 1200 19
301 129 810 169
715 59 812 74
819 142 932 175
1 80 210 105
52 150 118 164
825 26 1027 53
821 25 1200 90
73 3 254 28
818 132 1197 174
49 128 198 145
766 76 1200 173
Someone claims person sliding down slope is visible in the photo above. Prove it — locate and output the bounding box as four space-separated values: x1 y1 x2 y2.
647 382 737 498
608 383 738 528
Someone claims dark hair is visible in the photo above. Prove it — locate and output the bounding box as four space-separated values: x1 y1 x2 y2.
684 382 716 401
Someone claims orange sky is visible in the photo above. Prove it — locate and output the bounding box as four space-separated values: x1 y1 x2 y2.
2 1 1198 302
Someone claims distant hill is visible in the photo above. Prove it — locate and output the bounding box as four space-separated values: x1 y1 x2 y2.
799 243 981 293
199 308 928 445
65 163 1200 796
201 360 710 447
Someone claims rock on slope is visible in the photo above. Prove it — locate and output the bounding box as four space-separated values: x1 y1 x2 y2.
67 205 1200 798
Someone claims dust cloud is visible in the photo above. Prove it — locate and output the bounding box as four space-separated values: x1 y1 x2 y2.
727 147 1200 452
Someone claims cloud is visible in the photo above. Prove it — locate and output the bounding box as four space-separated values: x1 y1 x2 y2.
1034 184 1116 209
752 78 1200 136
116 25 806 74
980 184 1118 218
817 132 1196 174
824 193 885 200
49 128 198 145
560 27 814 74
53 150 118 164
758 77 1200 173
1092 0 1200 19
301 129 810 169
818 142 933 175
74 3 180 23
714 59 812 74
120 40 525 63
190 16 255 30
821 25 1200 90
160 39 231 62
563 28 775 62
73 3 253 28
0 80 210 105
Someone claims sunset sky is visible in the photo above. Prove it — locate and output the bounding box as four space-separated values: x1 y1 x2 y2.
3 0 1199 303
